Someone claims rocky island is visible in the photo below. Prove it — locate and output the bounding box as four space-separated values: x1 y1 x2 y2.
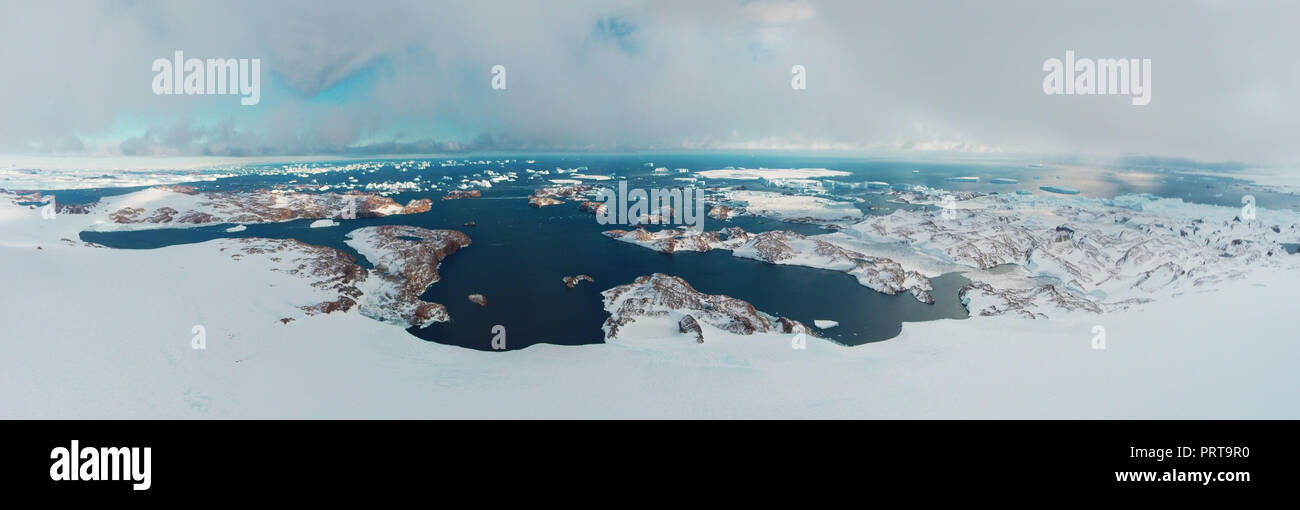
603 226 935 303
343 226 472 327
563 274 595 288
602 273 814 343
81 186 432 230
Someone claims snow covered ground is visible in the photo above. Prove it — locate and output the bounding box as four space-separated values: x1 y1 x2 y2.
715 190 863 221
2 189 1298 418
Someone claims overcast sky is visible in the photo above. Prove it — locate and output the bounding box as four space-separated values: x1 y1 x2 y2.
1 0 1297 165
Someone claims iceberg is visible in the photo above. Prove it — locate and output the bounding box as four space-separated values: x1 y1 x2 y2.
1039 186 1081 195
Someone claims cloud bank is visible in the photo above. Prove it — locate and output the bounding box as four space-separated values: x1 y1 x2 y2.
0 0 1298 165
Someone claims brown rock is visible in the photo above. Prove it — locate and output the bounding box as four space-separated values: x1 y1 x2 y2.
579 201 608 216
528 195 564 208
56 202 92 214
679 314 704 343
442 189 482 200
562 274 595 288
157 185 199 195
707 204 735 220
397 198 433 215
346 226 472 327
103 188 433 226
302 296 358 316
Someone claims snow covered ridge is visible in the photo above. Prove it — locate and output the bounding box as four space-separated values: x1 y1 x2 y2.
204 227 472 328
224 238 368 321
345 226 472 328
834 190 1300 318
610 186 1300 319
602 273 813 343
2 186 465 329
602 226 934 303
54 185 433 231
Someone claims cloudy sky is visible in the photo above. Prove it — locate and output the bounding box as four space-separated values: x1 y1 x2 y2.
1 0 1297 165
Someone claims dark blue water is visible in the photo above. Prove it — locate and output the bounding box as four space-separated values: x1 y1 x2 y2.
69 153 1300 350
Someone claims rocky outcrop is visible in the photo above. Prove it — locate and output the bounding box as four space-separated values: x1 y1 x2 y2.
707 204 735 221
528 196 564 208
602 226 744 255
223 238 367 319
468 294 487 307
212 229 472 328
578 201 608 216
533 184 593 200
776 317 809 335
563 275 595 288
443 190 482 200
96 186 431 228
678 314 704 343
56 202 92 215
302 296 359 315
959 282 1149 319
529 184 594 208
156 184 199 195
602 273 813 341
394 198 433 215
344 226 472 327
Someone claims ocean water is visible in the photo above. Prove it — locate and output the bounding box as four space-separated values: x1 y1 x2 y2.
70 153 1298 350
